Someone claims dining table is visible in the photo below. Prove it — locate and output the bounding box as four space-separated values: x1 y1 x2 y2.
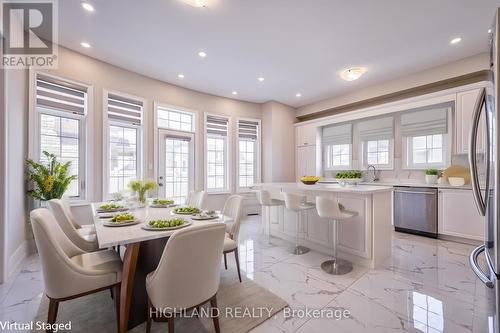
91 203 227 333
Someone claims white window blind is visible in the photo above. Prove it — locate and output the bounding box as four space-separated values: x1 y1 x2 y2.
206 115 229 136
358 117 394 141
400 105 449 137
322 123 352 145
36 76 87 115
238 120 259 140
107 94 143 126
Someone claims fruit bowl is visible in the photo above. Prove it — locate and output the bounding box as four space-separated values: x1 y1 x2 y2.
300 176 320 185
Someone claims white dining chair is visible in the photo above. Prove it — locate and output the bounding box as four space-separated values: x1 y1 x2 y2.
283 192 315 255
256 189 284 244
30 208 122 332
145 223 226 333
221 195 244 282
186 190 207 209
316 196 358 275
48 199 98 252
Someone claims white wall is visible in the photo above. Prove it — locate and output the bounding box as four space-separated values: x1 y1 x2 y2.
297 53 490 118
3 68 30 280
0 68 5 282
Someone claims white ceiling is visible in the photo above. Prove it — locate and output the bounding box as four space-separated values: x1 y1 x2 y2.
58 0 499 107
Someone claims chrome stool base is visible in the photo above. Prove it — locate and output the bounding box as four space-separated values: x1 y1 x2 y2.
321 258 353 275
290 245 310 255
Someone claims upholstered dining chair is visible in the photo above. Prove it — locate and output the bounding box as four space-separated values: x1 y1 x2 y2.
221 195 244 282
48 199 98 252
30 208 122 332
186 190 207 209
145 223 226 333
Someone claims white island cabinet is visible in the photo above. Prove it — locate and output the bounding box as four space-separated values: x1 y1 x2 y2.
254 182 393 269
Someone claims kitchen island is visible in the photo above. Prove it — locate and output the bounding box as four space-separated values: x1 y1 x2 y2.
254 182 393 268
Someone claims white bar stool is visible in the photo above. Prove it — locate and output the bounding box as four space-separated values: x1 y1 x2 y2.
283 192 315 255
256 190 284 244
316 196 358 275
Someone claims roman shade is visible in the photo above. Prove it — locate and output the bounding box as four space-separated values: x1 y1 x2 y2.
322 123 352 145
206 115 229 137
238 120 259 140
358 116 394 141
107 94 143 126
400 105 449 137
36 75 87 115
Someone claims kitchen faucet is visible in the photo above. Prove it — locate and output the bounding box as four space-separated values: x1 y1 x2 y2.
367 164 379 182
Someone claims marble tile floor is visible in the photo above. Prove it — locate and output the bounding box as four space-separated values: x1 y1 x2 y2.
0 215 496 333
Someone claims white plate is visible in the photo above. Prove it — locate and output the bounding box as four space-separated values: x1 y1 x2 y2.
172 210 200 215
141 221 192 231
191 214 219 221
102 219 139 227
96 207 128 213
149 203 177 208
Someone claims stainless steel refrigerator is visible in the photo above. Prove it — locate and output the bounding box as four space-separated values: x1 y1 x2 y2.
469 7 500 332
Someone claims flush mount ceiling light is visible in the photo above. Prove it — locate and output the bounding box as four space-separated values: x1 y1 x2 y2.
80 42 91 48
450 37 462 44
258 77 265 82
296 93 302 98
340 67 367 81
178 74 185 78
198 51 207 58
181 0 207 7
81 1 94 12
232 91 238 95
488 29 492 34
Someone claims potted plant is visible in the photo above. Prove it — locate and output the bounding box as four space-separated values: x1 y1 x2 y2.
425 168 439 184
128 179 157 206
25 151 77 206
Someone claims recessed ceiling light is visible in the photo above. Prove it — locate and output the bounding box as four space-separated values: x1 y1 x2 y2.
450 37 462 44
296 93 301 97
178 74 185 79
80 42 91 48
258 77 264 82
232 91 238 95
198 51 207 58
81 1 94 12
488 29 492 34
340 67 367 81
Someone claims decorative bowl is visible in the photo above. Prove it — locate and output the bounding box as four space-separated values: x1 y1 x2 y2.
301 180 319 185
448 177 465 187
335 178 363 186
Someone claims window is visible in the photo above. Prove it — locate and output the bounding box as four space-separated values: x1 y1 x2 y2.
35 74 88 199
359 116 394 169
164 136 192 204
105 93 143 195
364 139 391 165
157 106 194 132
322 123 352 170
237 119 260 190
205 114 229 192
406 134 446 167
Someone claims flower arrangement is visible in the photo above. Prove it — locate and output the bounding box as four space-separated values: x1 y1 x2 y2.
128 179 157 204
25 151 77 201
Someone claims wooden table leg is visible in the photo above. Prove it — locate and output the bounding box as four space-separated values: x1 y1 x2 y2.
119 242 140 333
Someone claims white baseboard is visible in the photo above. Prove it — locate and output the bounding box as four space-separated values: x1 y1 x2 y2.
7 238 35 279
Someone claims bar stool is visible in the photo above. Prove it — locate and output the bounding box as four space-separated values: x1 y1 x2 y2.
316 196 358 275
256 190 284 244
283 192 315 255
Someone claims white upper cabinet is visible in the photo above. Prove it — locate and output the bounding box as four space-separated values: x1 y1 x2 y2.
296 145 316 178
296 124 317 147
455 88 486 154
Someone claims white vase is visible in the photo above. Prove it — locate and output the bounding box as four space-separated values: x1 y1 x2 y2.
425 175 438 184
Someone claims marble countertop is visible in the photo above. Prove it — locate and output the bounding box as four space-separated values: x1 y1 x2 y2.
318 179 475 190
255 182 393 194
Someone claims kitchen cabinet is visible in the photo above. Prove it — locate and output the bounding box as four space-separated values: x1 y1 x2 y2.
455 88 486 154
296 145 316 178
438 189 485 241
296 124 318 147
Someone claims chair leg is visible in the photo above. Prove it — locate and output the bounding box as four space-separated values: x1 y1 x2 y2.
234 248 242 283
47 298 59 332
167 316 174 333
210 295 221 333
223 253 227 270
114 285 120 333
146 299 152 333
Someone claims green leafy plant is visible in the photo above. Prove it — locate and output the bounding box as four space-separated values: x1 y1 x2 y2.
425 168 439 176
335 170 363 179
128 179 157 204
25 151 77 201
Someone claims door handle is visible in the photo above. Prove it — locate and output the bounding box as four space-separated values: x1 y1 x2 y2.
158 176 164 187
468 88 488 216
469 245 494 288
394 190 436 195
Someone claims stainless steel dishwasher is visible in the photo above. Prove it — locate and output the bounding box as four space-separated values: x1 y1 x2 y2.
393 186 438 238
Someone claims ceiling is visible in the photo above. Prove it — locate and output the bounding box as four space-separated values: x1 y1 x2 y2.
58 0 499 107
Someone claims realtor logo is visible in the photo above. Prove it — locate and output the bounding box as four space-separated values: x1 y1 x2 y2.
1 0 58 68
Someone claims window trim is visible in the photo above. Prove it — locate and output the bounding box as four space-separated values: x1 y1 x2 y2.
29 70 93 202
102 89 146 199
204 112 231 194
361 139 394 170
403 133 450 170
236 117 261 193
156 103 196 133
323 143 352 171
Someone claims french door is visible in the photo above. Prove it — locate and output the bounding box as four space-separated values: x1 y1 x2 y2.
158 129 195 204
